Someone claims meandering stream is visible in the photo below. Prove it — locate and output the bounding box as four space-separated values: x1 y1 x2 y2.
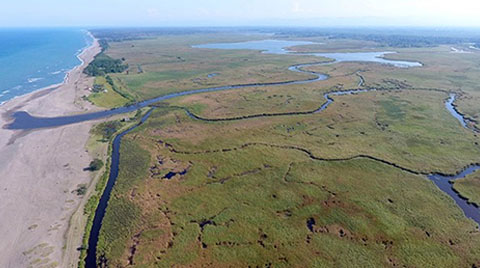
6 40 422 130
5 63 328 130
426 95 480 225
4 40 477 265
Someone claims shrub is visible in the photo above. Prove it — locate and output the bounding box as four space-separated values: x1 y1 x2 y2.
93 120 123 141
75 184 88 196
87 159 104 171
92 84 105 93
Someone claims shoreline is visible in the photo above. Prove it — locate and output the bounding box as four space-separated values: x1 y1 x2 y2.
0 31 102 268
0 30 96 107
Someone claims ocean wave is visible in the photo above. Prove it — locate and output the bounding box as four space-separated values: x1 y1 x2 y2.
0 90 9 97
27 77 44 83
0 30 92 105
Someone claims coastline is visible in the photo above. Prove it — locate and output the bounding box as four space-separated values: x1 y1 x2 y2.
0 30 95 109
0 32 102 267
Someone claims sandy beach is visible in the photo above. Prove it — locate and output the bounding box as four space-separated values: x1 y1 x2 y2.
0 36 101 267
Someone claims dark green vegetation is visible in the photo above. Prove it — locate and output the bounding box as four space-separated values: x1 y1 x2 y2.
92 120 124 141
75 184 88 196
86 159 104 172
84 52 128 76
86 30 480 267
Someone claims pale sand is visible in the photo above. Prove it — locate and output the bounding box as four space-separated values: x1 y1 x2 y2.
0 36 102 267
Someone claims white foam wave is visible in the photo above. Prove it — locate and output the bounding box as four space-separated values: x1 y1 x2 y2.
27 77 44 83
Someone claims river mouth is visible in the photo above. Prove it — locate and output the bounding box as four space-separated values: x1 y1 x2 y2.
5 40 422 130
5 63 329 130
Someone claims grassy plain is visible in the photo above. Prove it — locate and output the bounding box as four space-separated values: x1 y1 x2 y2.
89 33 480 267
98 101 480 266
86 76 130 108
103 34 327 101
308 46 480 127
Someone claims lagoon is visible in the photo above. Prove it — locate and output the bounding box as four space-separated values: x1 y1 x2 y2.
194 39 422 68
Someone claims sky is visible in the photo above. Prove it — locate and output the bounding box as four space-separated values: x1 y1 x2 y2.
1 0 480 27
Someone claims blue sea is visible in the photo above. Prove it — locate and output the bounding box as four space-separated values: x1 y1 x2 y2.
0 28 92 105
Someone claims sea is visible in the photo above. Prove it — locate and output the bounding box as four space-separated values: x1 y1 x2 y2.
0 28 92 105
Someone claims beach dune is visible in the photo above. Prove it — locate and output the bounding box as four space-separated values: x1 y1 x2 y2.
0 37 101 267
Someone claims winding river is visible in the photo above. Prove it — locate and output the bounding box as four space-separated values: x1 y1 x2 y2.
6 40 422 130
3 40 478 265
426 95 480 225
6 63 328 130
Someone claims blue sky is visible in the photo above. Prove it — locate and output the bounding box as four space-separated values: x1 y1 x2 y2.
1 0 480 27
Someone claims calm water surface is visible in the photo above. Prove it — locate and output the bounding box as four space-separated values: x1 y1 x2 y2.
193 39 422 68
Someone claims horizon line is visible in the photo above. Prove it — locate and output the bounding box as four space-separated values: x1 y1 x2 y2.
2 25 480 29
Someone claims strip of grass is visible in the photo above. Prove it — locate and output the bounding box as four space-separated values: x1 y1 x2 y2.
97 196 141 261
453 171 480 206
95 138 151 265
78 110 148 268
78 146 112 268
